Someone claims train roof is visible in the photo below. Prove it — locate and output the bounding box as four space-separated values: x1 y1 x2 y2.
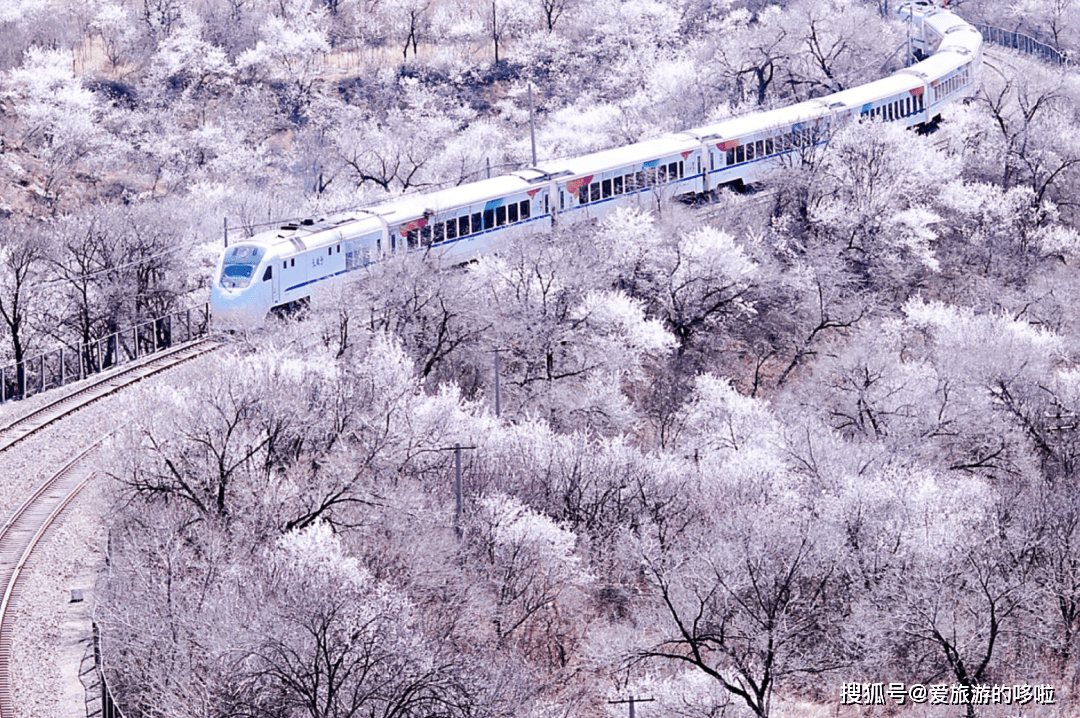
923 7 979 37
901 50 973 84
235 213 384 251
367 173 537 223
684 100 831 141
824 74 923 109
532 135 702 177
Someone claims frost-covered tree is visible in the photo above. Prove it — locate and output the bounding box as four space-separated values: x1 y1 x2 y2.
0 219 47 395
2 47 115 209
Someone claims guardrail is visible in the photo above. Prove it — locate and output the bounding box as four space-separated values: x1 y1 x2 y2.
81 622 127 718
972 22 1071 67
0 304 210 404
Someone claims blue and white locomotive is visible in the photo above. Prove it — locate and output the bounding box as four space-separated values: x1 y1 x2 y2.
212 1 982 326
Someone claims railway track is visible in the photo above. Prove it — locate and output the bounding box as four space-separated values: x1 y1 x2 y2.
0 442 101 718
0 335 220 717
0 338 220 453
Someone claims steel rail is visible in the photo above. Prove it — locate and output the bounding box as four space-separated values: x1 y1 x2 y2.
0 338 219 454
0 441 102 717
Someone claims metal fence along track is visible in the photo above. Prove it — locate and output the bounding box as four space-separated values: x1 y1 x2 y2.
973 22 1071 67
0 304 211 406
0 336 220 715
0 338 219 454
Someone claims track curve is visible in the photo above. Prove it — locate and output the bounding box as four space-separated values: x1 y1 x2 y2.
0 442 102 718
0 335 221 717
0 338 219 454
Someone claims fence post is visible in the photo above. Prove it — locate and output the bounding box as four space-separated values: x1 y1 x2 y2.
40 354 45 393
1 367 5 403
60 347 65 387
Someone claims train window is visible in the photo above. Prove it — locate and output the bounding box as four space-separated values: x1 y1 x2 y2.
656 166 667 184
726 148 735 165
765 138 774 156
678 161 684 178
483 209 495 229
407 229 418 249
471 212 482 233
496 206 507 226
447 220 458 240
636 171 647 189
602 179 612 198
578 186 589 204
458 216 470 236
755 141 764 158
283 261 287 269
590 182 601 202
613 175 624 194
435 223 445 243
668 162 678 180
736 145 745 164
337 245 341 253
421 225 432 245
291 258 295 267
328 247 332 256
746 142 755 161
521 199 530 219
508 203 518 223
263 266 272 281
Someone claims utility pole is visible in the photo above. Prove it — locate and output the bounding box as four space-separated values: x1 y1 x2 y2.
429 444 477 537
455 443 463 536
492 1 499 64
609 696 655 718
223 217 229 248
485 347 509 417
906 3 912 67
494 348 502 417
528 84 538 166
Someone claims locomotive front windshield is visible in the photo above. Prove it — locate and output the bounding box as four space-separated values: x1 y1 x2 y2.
220 245 263 289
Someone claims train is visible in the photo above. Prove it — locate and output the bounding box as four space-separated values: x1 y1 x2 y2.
211 0 982 326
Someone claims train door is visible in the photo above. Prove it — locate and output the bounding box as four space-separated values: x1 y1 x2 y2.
271 262 281 303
